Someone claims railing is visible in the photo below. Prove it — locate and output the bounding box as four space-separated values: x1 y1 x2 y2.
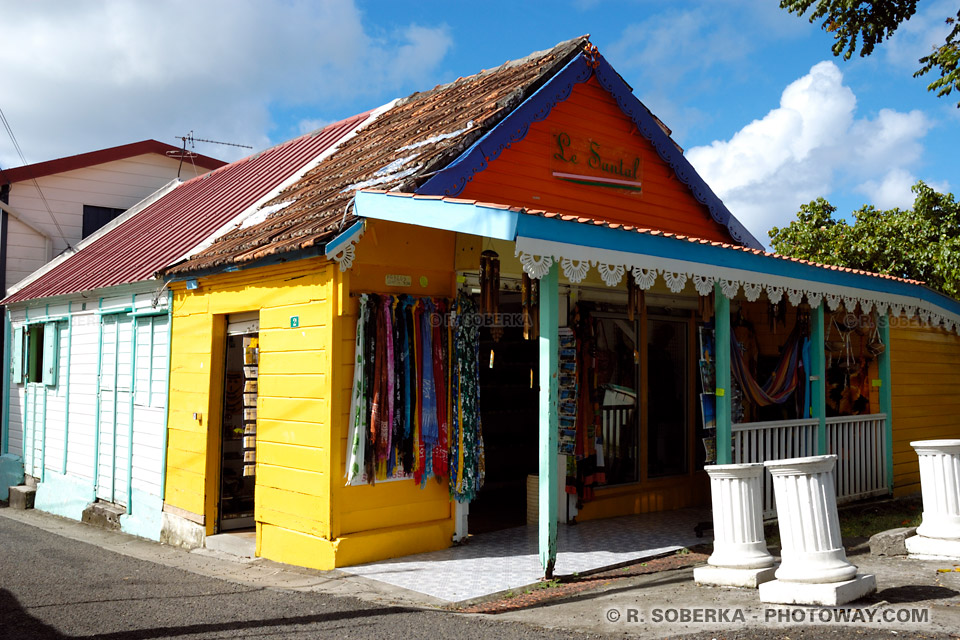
732 418 818 516
731 413 888 517
826 413 889 503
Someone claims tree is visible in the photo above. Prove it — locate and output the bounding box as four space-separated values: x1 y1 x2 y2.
769 182 960 297
780 0 960 107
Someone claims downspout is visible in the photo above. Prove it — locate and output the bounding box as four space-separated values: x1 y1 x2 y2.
2 308 10 455
160 289 172 501
26 306 32 474
62 302 72 474
127 296 137 512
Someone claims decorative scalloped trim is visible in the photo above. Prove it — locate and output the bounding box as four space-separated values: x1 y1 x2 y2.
663 271 687 293
417 55 593 198
632 266 657 289
513 249 959 333
331 243 356 272
520 253 554 279
596 263 625 287
561 258 590 283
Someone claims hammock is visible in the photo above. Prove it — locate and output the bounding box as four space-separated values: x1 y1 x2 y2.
730 324 806 407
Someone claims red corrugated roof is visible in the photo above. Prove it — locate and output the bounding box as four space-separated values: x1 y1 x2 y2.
0 140 225 183
1 114 369 305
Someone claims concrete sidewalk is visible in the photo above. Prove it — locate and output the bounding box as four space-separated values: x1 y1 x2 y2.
3 506 959 639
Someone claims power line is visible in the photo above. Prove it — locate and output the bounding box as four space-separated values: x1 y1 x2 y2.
0 105 72 250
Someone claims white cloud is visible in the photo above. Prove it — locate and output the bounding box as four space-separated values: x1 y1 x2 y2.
0 1 452 166
686 61 935 239
884 0 957 70
856 169 919 210
298 119 332 135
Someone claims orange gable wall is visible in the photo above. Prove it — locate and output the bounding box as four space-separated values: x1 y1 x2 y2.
458 76 734 242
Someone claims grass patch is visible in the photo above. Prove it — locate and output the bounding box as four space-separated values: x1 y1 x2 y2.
764 497 922 550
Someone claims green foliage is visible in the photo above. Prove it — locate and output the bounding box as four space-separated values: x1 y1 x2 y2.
769 182 960 297
780 1 960 107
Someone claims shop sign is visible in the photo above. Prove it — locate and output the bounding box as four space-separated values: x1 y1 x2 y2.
551 131 642 191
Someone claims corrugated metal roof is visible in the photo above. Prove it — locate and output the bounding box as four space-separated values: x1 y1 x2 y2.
1 114 369 305
165 36 591 275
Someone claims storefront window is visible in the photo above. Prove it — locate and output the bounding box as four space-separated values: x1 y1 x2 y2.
594 314 639 484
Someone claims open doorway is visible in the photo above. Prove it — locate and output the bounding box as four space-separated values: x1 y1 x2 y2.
469 292 539 534
218 312 259 532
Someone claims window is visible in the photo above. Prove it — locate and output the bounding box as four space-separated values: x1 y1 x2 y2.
82 205 126 238
134 314 169 408
11 322 59 386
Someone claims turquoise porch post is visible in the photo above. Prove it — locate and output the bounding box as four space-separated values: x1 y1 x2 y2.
811 303 827 454
714 283 731 465
878 314 893 492
538 261 559 578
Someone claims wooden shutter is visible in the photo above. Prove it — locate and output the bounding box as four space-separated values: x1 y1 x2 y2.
42 321 59 386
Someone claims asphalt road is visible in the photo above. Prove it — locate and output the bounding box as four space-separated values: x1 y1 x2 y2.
0 514 603 640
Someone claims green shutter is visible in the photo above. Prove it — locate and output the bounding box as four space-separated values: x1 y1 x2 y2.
42 321 58 387
11 326 24 384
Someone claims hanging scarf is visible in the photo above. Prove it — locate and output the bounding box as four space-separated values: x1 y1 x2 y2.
346 294 369 485
432 299 449 480
450 292 484 502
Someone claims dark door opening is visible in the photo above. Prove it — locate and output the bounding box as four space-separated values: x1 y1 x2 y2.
218 330 258 532
469 293 539 534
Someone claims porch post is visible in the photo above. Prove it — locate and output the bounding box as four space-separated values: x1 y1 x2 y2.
811 303 827 454
878 314 893 492
538 261 559 579
714 283 732 465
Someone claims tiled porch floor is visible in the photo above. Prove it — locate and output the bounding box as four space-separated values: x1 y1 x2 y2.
339 508 711 602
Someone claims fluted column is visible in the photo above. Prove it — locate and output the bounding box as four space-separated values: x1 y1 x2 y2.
913 440 960 540
706 463 773 569
765 455 857 584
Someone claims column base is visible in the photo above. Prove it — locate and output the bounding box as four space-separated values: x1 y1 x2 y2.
694 564 776 588
905 534 960 561
759 574 876 606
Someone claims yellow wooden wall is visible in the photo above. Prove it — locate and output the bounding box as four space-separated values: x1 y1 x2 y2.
890 319 960 496
166 257 339 569
331 220 459 566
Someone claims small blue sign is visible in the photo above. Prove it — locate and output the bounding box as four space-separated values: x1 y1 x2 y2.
290 316 299 328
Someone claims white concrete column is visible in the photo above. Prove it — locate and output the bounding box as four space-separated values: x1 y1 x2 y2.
765 454 855 583
695 463 775 588
914 440 960 540
906 440 960 560
760 455 875 606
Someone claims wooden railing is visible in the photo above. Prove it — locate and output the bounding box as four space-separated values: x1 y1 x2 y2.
731 413 888 517
826 413 889 503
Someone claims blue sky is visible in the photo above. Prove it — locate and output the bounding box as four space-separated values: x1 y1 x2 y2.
0 0 956 244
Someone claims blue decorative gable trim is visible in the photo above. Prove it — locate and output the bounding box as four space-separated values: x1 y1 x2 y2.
417 54 593 199
418 49 763 250
591 55 762 249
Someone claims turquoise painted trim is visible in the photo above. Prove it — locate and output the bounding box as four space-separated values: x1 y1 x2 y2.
2 309 11 455
878 316 894 492
514 214 960 317
33 470 94 521
24 307 31 473
146 316 155 407
23 315 68 325
96 306 134 316
160 290 172 501
127 296 137 512
323 219 365 257
39 306 47 481
62 302 72 474
92 298 104 496
811 305 827 455
129 309 167 318
110 313 120 503
538 262 559 578
714 283 732 465
353 191 519 241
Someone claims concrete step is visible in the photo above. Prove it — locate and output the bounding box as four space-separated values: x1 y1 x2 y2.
81 501 126 531
8 485 36 510
205 532 256 558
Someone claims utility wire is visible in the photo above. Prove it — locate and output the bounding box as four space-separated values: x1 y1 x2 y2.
0 105 72 250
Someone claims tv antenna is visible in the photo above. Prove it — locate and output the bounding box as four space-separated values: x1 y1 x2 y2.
172 131 253 177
